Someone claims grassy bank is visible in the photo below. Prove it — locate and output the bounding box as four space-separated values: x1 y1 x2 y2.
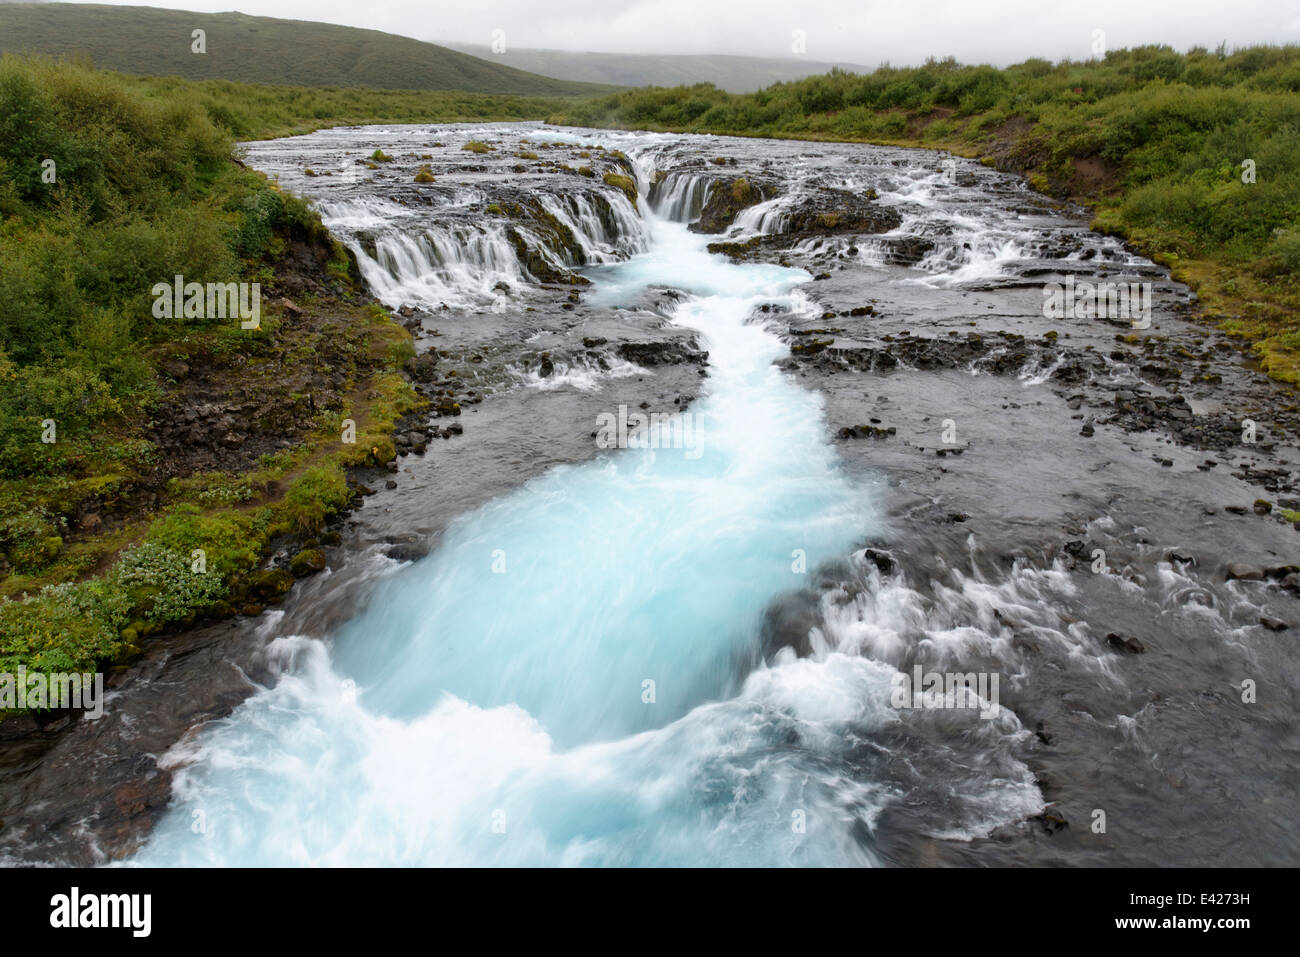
0 56 461 693
557 45 1300 382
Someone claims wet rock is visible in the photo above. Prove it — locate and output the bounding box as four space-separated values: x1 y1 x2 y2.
1106 632 1146 654
776 186 903 236
1033 810 1069 834
1259 616 1288 632
616 341 707 366
1253 499 1273 515
690 177 772 233
405 353 439 382
1226 564 1264 581
242 568 294 601
385 543 425 562
878 236 934 266
837 424 895 439
859 548 895 574
207 600 236 620
289 549 327 577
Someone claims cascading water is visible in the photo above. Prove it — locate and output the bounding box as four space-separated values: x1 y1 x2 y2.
128 175 902 866
31 122 1275 871
649 172 711 221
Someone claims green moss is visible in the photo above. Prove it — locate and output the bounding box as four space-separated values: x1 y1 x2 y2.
462 140 494 154
414 164 436 183
289 548 326 577
601 171 638 205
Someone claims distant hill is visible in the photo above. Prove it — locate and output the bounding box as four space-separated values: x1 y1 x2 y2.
0 3 617 95
445 44 872 93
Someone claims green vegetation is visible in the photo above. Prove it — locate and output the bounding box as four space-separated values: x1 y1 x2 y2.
0 56 423 695
462 140 495 154
602 171 638 205
116 74 572 141
0 3 618 97
559 45 1300 381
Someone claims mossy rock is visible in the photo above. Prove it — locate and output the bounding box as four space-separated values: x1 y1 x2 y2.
414 165 436 183
289 549 327 577
693 177 768 233
243 568 294 602
601 172 638 205
206 600 237 619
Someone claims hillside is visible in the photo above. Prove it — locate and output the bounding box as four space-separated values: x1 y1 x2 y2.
0 3 617 95
445 44 870 93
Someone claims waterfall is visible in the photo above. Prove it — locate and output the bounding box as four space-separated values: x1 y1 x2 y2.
318 188 650 309
731 195 791 236
128 210 902 867
535 191 649 264
649 172 711 222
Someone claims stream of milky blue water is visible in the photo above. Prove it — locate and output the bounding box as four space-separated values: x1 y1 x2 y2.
130 212 893 866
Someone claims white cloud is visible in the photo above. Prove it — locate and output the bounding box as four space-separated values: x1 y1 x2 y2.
93 0 1300 66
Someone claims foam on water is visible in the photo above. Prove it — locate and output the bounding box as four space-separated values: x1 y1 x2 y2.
130 209 893 866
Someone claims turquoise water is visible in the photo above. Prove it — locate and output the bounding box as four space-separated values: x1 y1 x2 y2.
131 216 889 866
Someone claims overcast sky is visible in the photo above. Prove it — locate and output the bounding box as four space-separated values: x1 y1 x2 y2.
96 0 1300 65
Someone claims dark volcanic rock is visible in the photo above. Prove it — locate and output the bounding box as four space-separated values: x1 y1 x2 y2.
1226 564 1265 581
778 187 902 236
1106 632 1146 654
617 340 708 366
690 177 773 233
